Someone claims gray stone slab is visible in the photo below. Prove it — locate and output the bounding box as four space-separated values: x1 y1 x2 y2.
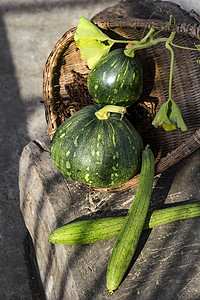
19 136 200 300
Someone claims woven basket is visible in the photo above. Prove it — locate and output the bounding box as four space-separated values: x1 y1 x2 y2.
43 15 200 193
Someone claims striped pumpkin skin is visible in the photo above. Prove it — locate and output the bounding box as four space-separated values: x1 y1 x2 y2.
51 104 144 188
87 48 143 107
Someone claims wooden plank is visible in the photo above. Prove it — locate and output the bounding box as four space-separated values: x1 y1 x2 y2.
19 136 200 300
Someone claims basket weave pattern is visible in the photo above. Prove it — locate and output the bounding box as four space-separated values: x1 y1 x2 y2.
43 17 200 192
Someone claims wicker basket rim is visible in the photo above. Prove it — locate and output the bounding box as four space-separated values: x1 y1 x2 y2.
92 16 200 39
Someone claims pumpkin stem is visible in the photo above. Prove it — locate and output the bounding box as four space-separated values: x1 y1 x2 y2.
95 105 127 120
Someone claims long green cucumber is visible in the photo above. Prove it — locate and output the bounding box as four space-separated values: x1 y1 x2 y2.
106 147 155 294
49 203 200 245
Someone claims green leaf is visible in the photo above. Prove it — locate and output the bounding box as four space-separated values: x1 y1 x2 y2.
76 39 112 69
152 99 187 131
74 16 114 68
74 16 111 42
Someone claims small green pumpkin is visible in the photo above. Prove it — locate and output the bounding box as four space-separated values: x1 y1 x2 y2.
51 104 144 188
87 48 143 107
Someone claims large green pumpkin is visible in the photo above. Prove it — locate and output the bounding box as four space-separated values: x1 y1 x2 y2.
51 104 144 188
87 48 143 107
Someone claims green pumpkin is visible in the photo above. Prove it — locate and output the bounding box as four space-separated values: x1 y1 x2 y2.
51 104 144 188
87 48 143 107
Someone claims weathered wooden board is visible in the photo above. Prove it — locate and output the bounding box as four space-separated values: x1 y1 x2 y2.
19 135 200 300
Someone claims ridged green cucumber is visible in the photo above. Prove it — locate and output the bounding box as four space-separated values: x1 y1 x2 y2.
106 147 155 294
49 203 200 245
